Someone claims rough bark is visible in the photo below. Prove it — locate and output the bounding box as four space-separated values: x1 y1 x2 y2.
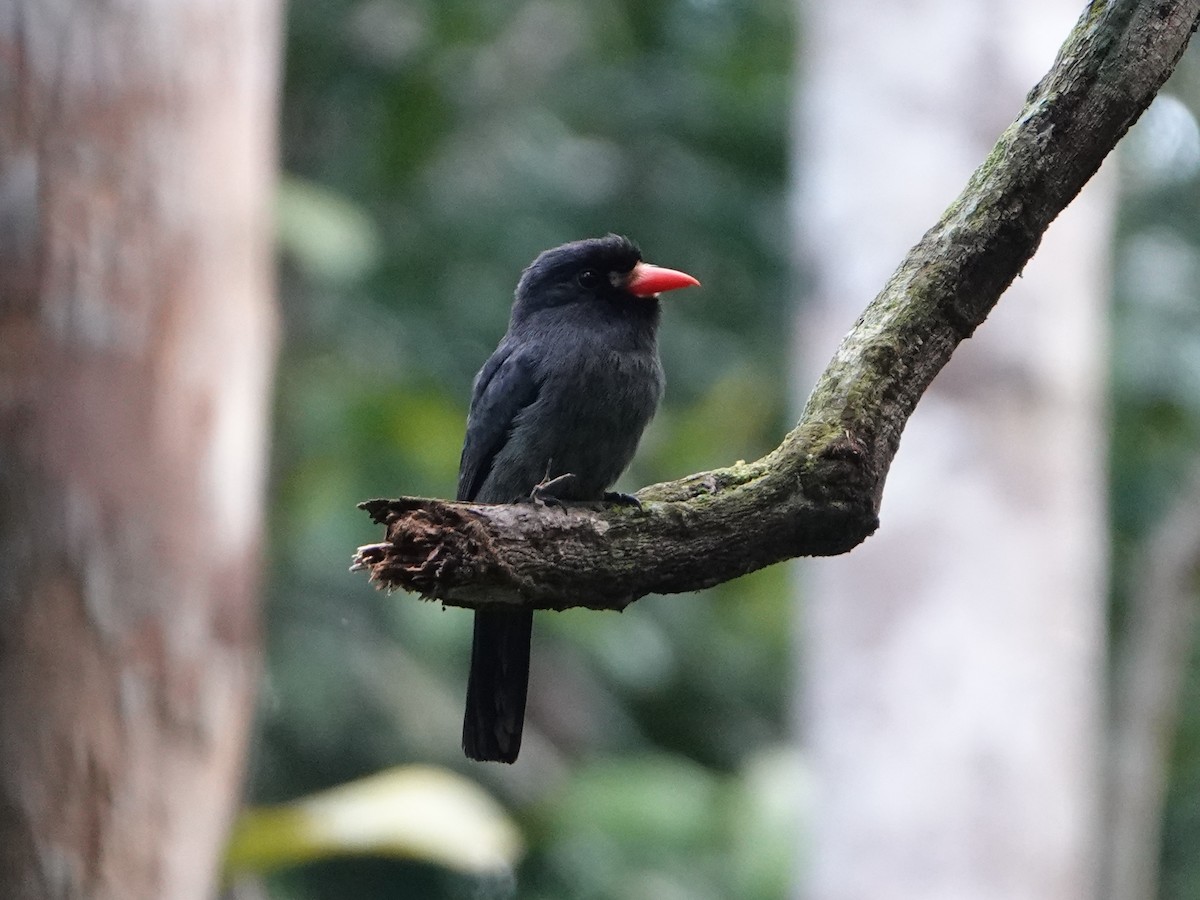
355 0 1200 610
0 2 279 898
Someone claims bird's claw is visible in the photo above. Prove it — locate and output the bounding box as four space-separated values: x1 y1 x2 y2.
603 491 642 509
530 473 578 506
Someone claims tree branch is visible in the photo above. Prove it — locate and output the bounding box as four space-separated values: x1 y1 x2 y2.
353 0 1200 611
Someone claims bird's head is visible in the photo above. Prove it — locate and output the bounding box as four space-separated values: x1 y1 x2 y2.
512 235 699 325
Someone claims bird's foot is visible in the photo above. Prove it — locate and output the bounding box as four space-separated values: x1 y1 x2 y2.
603 491 642 509
530 473 578 507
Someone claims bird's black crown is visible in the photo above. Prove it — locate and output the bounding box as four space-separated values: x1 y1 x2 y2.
515 234 643 308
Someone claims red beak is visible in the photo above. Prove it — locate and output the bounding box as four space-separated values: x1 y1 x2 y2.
626 262 701 298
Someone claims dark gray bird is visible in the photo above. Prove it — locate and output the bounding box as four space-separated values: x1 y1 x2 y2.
458 235 699 763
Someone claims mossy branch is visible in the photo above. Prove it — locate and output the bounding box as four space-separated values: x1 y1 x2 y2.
352 0 1200 611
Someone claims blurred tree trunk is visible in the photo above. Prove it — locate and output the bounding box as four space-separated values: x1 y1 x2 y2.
1103 463 1200 900
793 2 1112 898
0 3 279 898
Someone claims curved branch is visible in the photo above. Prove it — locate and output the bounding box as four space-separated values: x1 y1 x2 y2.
353 0 1200 611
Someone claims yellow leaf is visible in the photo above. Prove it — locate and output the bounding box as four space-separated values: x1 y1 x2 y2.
225 766 523 877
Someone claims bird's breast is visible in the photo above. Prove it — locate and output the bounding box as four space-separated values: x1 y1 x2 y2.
525 344 663 497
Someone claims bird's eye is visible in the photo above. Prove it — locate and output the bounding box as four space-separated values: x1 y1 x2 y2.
576 269 602 290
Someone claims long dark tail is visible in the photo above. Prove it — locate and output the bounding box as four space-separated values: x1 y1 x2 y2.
463 609 533 763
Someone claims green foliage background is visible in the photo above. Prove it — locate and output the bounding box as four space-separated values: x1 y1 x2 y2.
247 0 1200 896
253 1 798 897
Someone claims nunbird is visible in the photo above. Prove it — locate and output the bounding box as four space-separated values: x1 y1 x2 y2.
458 235 699 763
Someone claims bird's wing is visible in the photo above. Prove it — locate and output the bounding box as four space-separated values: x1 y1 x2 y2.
457 341 541 502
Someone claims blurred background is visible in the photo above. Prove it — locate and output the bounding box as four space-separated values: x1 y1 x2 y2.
233 0 1200 898
251 1 794 898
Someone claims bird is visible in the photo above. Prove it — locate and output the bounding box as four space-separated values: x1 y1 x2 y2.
457 234 700 763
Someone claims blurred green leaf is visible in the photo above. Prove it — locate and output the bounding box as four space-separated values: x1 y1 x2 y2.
277 176 382 284
727 748 806 900
546 754 721 850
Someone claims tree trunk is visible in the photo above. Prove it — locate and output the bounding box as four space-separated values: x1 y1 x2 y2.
793 2 1112 898
0 2 279 897
1103 464 1200 900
